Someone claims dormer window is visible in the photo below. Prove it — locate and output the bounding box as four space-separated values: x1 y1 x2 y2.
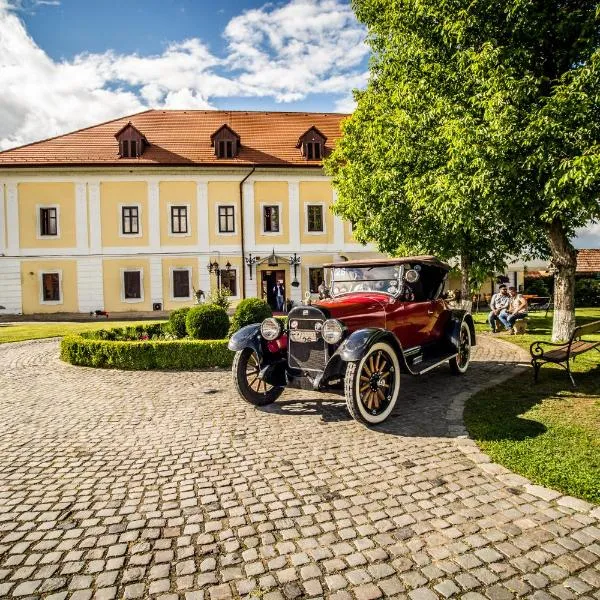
115 122 147 158
211 125 240 159
297 126 327 161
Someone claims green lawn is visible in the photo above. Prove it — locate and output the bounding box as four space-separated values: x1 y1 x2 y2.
0 321 164 344
467 308 600 504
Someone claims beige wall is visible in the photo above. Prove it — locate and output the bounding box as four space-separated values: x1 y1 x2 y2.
161 257 198 311
102 258 151 312
299 182 333 245
159 181 197 246
344 221 356 244
254 182 289 245
100 181 148 247
18 182 76 249
21 259 78 313
208 182 241 246
300 253 334 298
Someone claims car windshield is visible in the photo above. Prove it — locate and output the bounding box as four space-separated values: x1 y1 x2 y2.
328 265 402 296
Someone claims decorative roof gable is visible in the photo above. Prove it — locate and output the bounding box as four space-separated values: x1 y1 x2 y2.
115 121 148 158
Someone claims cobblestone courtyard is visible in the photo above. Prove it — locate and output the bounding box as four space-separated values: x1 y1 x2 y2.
0 337 598 600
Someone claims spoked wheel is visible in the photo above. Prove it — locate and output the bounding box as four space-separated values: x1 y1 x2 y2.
232 348 284 406
449 321 472 374
344 342 401 425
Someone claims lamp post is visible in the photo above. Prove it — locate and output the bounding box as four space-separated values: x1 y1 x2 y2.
207 260 221 289
289 253 301 287
245 253 259 280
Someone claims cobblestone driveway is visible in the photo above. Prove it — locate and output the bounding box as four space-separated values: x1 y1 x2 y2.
0 337 598 600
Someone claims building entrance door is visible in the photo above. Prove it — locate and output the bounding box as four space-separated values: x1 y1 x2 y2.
261 270 286 311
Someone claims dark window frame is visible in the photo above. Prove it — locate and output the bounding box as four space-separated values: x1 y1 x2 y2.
172 269 191 299
217 139 235 158
263 205 280 233
218 205 235 233
42 272 61 302
40 207 58 236
307 204 324 232
305 141 322 160
220 269 238 297
170 205 188 234
123 270 142 300
121 205 139 235
308 268 324 294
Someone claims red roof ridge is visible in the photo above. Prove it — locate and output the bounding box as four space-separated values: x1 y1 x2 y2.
0 109 155 156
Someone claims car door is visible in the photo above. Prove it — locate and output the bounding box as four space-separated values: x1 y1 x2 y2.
385 297 432 349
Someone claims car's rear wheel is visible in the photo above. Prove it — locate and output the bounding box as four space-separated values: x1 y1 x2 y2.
232 348 284 406
344 342 401 425
449 321 471 374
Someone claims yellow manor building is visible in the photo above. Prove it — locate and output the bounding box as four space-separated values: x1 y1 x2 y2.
0 110 380 315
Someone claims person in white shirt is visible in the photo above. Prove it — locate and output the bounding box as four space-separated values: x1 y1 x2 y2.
499 287 529 333
488 284 510 332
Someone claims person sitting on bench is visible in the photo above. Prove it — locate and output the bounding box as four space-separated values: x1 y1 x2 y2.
488 284 510 332
499 286 528 333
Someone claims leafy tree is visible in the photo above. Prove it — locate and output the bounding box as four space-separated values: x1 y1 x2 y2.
327 0 600 340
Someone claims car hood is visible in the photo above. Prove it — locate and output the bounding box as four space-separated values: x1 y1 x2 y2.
313 292 388 331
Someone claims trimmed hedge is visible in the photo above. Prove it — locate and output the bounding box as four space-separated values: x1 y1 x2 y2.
61 334 233 370
186 304 230 339
229 298 273 336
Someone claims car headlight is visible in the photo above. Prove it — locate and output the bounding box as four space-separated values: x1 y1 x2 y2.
322 319 344 344
260 318 283 341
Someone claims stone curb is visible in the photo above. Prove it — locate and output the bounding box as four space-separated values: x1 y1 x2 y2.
448 333 599 516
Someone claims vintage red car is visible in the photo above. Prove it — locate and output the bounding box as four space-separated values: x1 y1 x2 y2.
229 256 476 425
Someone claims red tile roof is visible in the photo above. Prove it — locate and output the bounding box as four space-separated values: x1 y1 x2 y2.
0 110 348 168
577 249 600 273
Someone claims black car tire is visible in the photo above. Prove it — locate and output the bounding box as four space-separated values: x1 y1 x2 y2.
344 341 401 426
449 321 472 375
232 348 284 406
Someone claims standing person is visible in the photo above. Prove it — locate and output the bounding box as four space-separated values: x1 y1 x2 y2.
273 279 285 312
487 284 510 332
499 287 529 333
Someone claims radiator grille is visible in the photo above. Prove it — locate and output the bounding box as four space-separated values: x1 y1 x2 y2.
288 307 327 372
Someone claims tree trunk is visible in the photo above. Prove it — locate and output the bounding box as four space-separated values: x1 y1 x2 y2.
547 218 577 342
460 254 471 300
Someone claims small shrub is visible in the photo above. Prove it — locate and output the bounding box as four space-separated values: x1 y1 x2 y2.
168 307 191 338
206 287 232 311
575 278 600 307
186 304 230 339
229 298 272 336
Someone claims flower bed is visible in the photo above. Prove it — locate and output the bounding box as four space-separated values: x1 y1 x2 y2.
60 324 233 370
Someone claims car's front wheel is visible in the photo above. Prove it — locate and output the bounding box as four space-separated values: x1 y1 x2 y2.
232 348 284 406
344 342 401 425
449 321 472 374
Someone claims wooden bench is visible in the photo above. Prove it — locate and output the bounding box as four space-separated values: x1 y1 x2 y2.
530 320 600 387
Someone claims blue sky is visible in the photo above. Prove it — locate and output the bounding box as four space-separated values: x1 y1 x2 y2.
0 0 368 151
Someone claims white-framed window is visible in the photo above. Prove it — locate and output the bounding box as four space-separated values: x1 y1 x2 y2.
169 204 190 236
121 269 144 303
262 203 282 235
39 270 63 305
171 268 192 300
217 205 236 234
119 204 143 237
308 267 324 293
37 205 60 239
306 204 325 233
220 268 239 299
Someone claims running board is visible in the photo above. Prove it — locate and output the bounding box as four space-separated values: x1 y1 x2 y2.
403 351 457 376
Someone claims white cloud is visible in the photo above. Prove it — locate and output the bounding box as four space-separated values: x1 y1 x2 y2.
574 223 600 249
0 0 367 150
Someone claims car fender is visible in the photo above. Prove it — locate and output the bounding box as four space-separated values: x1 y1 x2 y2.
334 327 408 368
446 311 476 350
227 324 264 360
